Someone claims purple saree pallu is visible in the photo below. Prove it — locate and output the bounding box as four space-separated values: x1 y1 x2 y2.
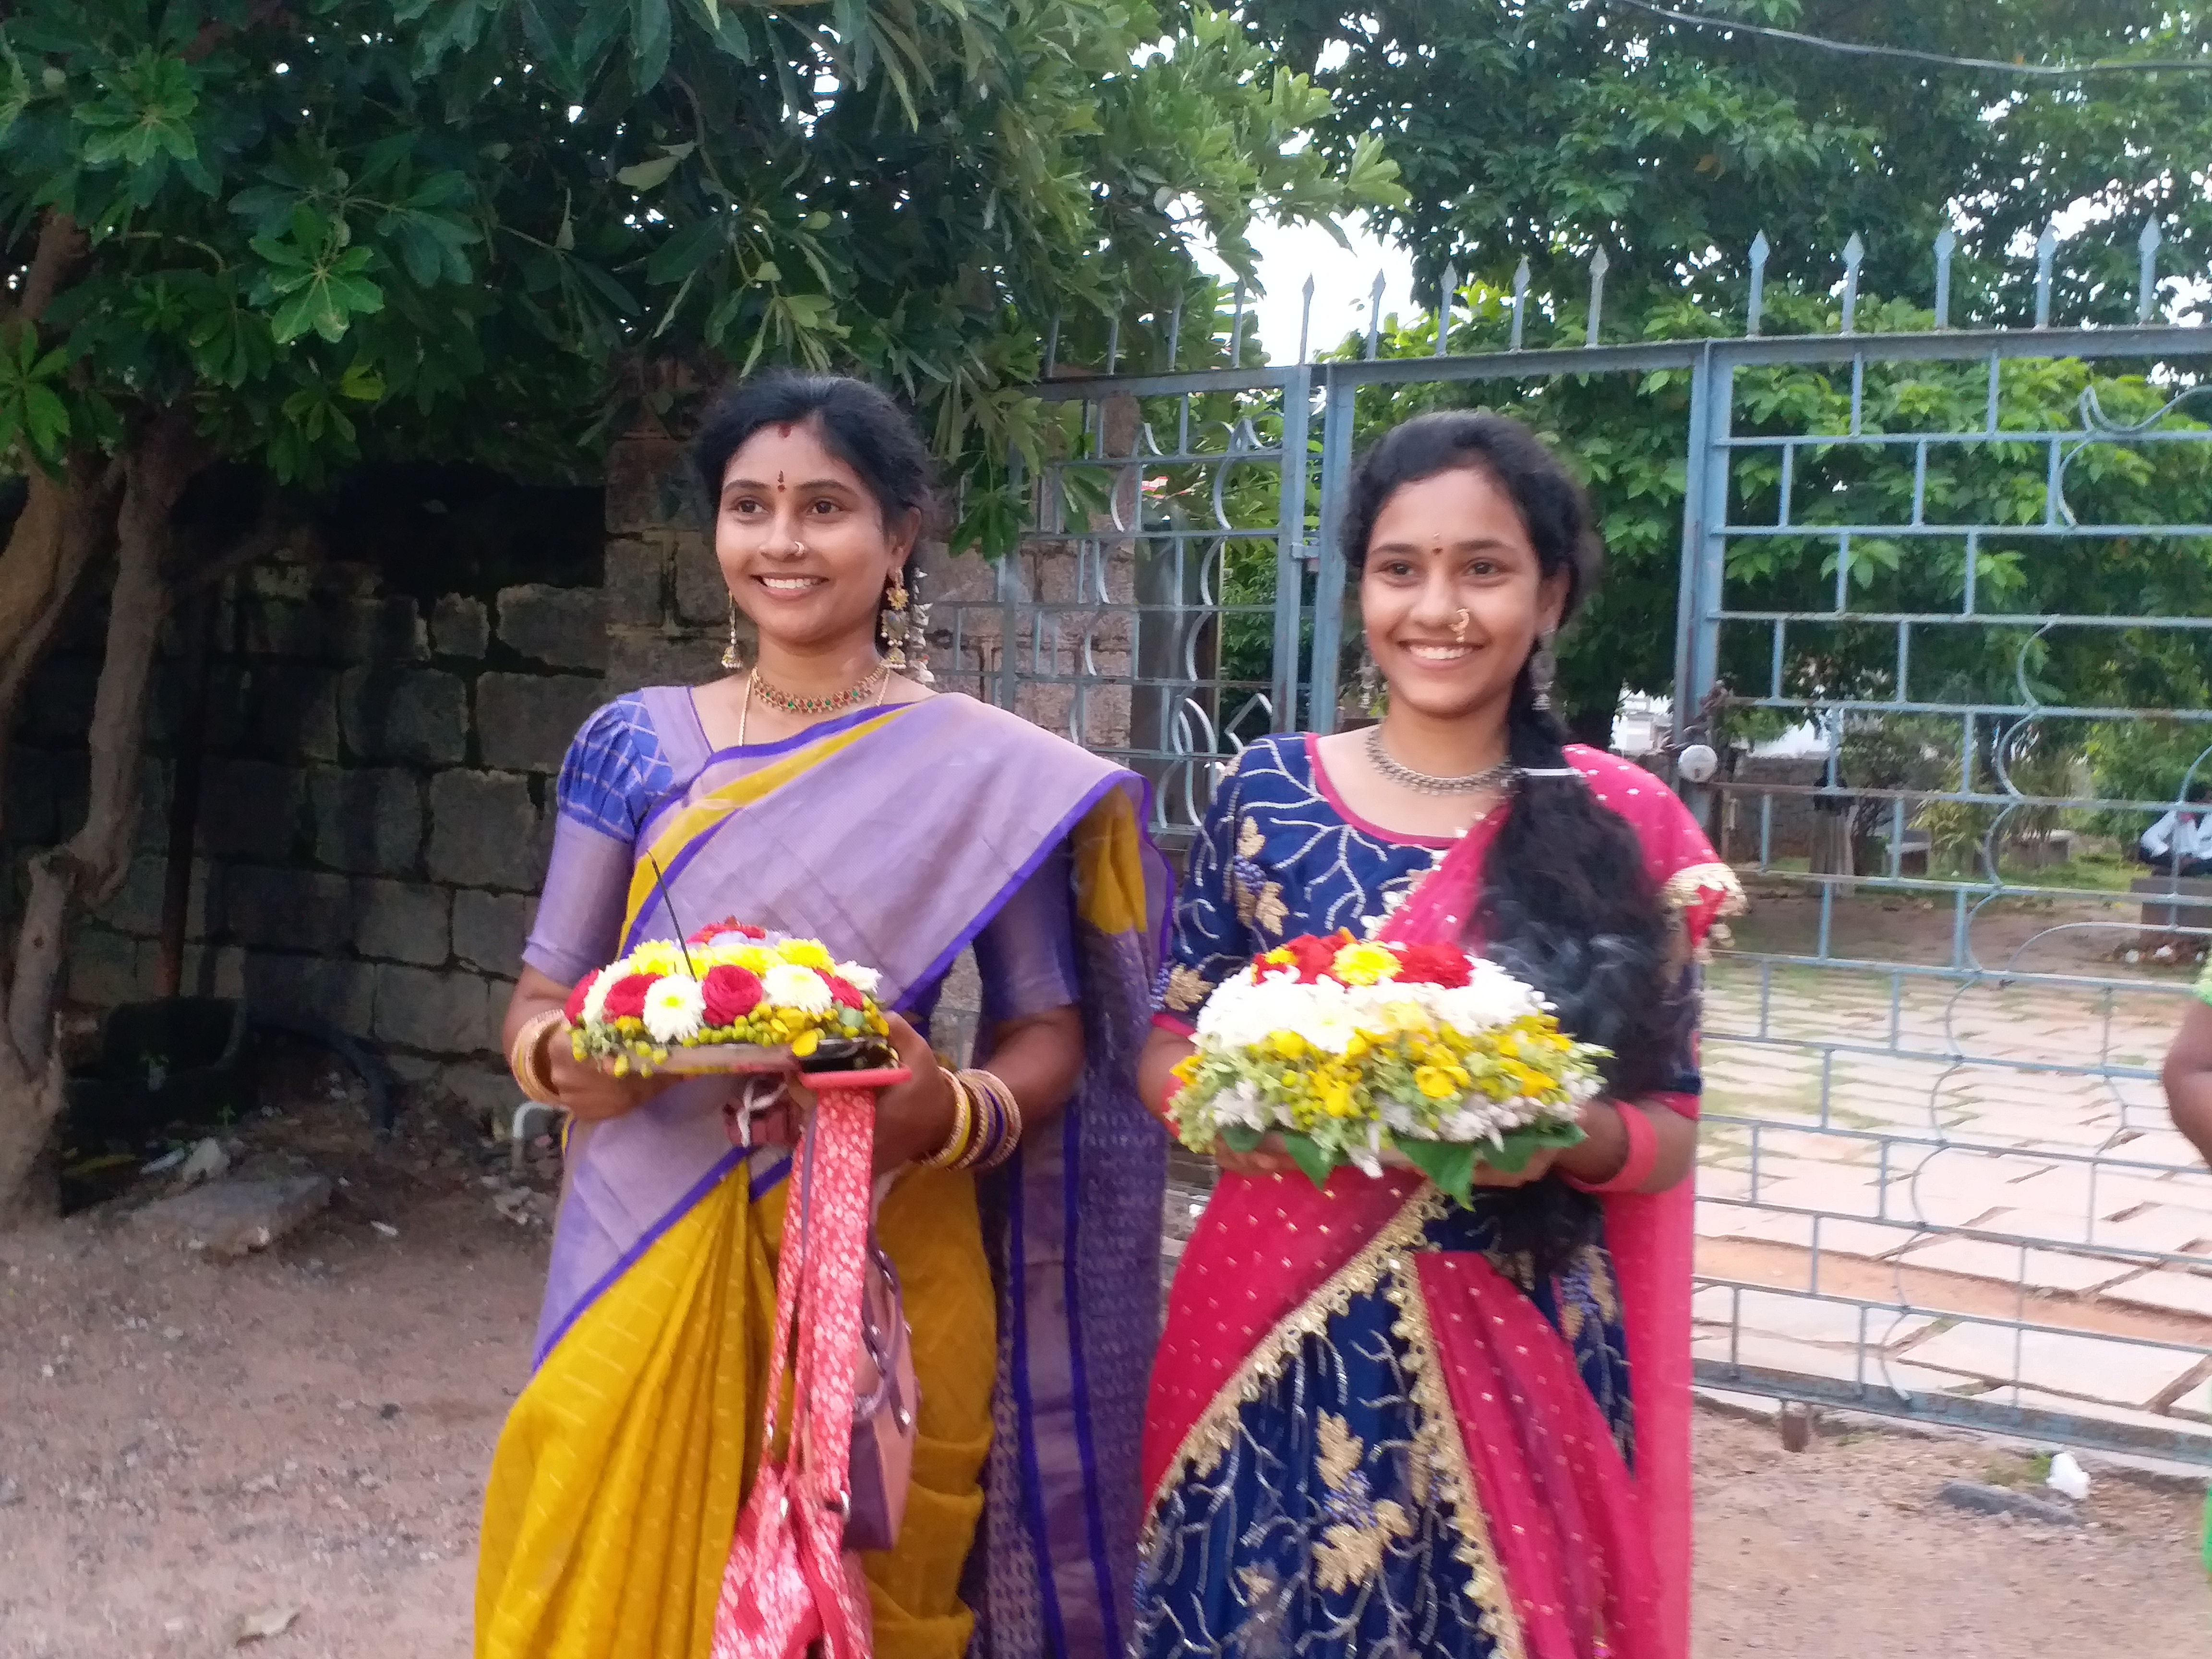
534 689 1170 1659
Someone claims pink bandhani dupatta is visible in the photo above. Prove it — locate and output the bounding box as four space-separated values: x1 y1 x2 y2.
1142 747 1743 1659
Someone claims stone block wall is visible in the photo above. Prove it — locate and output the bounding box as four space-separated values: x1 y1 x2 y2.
12 468 606 1117
14 434 1161 1119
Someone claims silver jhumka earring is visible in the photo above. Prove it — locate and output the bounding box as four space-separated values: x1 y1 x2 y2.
1357 638 1385 716
1530 628 1558 711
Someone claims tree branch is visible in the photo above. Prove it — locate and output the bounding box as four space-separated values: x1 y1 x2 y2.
7 211 86 332
6 410 210 1068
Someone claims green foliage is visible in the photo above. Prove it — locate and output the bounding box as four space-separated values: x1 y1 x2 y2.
1243 0 2212 330
396 0 1400 531
0 2 1397 515
0 1 608 486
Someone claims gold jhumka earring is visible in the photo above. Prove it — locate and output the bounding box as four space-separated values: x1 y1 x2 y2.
721 594 745 671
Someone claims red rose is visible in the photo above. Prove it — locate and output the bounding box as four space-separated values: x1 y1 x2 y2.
562 969 601 1024
823 974 867 1010
599 973 657 1022
1282 935 1340 983
1395 943 1473 988
701 965 765 1028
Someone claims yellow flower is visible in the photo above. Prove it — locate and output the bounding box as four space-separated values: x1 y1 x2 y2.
778 940 833 971
791 1029 820 1058
1414 1066 1459 1101
1314 1071 1356 1118
1270 1030 1309 1061
1331 942 1399 986
626 940 683 977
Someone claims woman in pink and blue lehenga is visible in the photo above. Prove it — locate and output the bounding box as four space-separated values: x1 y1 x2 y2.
474 373 1170 1659
1134 411 1743 1659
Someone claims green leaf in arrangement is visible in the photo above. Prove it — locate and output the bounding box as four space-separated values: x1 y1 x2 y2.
1474 1120 1588 1180
1277 1132 1335 1192
1216 1123 1264 1155
1394 1138 1479 1205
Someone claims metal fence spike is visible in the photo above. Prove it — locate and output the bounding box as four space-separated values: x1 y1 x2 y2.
1298 274 1315 364
1166 293 1184 372
1105 309 1121 375
1509 257 1530 351
1587 246 1610 347
1934 228 1957 330
2035 220 2058 329
1365 269 1386 361
1841 232 1865 336
2138 219 2163 324
1747 231 1770 337
1434 262 1457 357
1044 308 1061 376
1229 281 1248 365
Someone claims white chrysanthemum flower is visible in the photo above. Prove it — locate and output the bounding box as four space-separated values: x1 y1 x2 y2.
761 962 833 1015
1215 1081 1269 1132
580 970 615 1024
833 962 882 997
641 974 706 1043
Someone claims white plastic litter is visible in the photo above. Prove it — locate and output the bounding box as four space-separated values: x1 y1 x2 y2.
2046 1450 2090 1503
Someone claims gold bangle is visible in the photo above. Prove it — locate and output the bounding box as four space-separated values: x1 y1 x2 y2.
958 1068 1024 1171
920 1068 974 1168
510 1010 568 1107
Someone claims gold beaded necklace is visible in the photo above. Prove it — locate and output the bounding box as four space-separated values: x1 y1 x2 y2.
736 663 891 746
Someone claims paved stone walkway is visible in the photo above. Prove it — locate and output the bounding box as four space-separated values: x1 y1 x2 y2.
1697 958 2212 1453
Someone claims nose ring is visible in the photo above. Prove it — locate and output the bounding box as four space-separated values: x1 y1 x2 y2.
1451 608 1471 641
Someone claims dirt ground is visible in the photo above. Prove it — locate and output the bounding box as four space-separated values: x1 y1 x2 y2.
3 1079 2209 1659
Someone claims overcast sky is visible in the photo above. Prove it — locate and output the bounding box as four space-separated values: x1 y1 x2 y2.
1192 211 1419 365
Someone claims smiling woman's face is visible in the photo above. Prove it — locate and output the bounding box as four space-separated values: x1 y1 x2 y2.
714 416 918 656
1359 464 1566 723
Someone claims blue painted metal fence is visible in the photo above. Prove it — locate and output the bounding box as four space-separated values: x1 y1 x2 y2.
941 226 2212 1465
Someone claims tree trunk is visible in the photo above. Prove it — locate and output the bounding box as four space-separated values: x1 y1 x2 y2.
0 457 124 843
0 413 207 1223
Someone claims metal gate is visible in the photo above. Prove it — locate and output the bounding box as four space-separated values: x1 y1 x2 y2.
946 235 2212 1466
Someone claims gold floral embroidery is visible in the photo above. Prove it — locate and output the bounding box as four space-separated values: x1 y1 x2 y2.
1162 963 1213 1013
1315 1412 1362 1489
1586 1246 1621 1323
1144 1189 1446 1525
1310 1413 1414 1594
1237 815 1265 859
1385 1266 1529 1659
1253 881 1288 937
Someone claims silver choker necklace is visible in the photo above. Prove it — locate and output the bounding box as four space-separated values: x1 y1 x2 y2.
1365 725 1517 795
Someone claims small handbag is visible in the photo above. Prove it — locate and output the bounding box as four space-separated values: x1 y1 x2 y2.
710 1074 919 1659
844 1238 917 1553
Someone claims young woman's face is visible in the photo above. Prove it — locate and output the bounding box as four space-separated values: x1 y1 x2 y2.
1359 465 1567 723
715 417 917 655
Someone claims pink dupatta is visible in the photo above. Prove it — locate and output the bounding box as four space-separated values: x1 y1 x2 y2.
1142 747 1743 1659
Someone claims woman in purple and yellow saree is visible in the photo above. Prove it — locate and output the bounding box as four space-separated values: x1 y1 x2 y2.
472 375 1170 1659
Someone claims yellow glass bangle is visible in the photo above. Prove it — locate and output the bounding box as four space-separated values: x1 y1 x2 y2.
921 1068 974 1169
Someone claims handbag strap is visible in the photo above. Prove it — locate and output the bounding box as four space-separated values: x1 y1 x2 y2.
750 1109 818 1456
788 1082 873 1513
748 1079 876 1515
